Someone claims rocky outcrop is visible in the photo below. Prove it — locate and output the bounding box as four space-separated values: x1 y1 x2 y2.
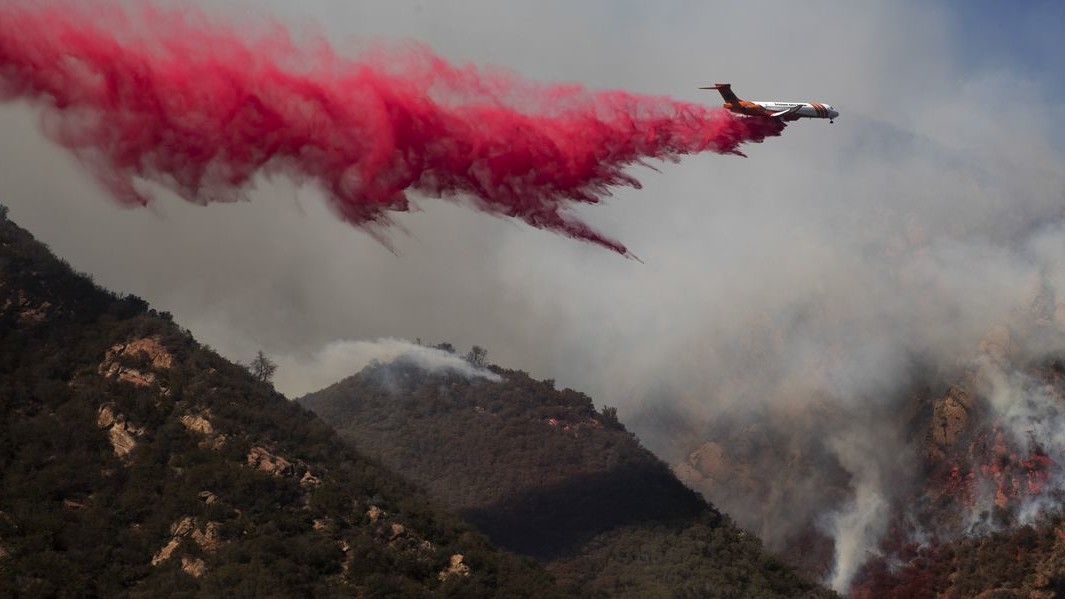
366 505 384 524
299 470 322 489
151 537 182 567
191 521 224 552
97 404 145 460
919 320 1060 518
18 302 51 324
438 554 471 581
358 503 432 560
170 516 195 538
99 336 174 387
681 441 730 488
151 516 224 573
181 556 207 578
245 446 322 491
2 289 53 324
180 411 227 450
246 446 295 477
180 413 214 435
926 386 973 460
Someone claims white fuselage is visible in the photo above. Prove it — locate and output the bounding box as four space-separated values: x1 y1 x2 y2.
755 101 838 120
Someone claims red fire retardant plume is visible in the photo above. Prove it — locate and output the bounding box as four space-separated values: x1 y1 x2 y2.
0 2 785 255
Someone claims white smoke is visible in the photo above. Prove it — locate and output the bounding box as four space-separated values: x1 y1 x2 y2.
825 478 888 593
821 420 902 591
273 338 500 395
977 355 1065 526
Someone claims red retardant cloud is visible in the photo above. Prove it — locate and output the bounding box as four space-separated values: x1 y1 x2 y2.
0 2 785 255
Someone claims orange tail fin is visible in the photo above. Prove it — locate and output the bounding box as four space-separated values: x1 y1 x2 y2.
699 83 740 104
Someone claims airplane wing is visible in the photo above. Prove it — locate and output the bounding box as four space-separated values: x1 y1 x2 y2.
769 105 803 118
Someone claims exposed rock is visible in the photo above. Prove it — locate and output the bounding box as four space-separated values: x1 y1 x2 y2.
108 425 139 458
313 518 330 532
180 413 214 435
102 365 155 387
191 521 223 552
688 441 730 482
97 404 117 429
97 405 145 460
197 491 218 505
366 505 384 523
340 541 352 575
437 553 471 581
151 537 182 566
112 336 175 370
6 290 52 324
180 412 225 455
299 470 322 489
181 556 207 578
389 523 406 540
929 386 971 453
99 336 175 387
170 516 195 538
675 441 746 497
246 446 294 477
19 301 51 323
153 517 224 569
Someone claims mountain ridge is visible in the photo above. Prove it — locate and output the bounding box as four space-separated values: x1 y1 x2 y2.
300 357 834 597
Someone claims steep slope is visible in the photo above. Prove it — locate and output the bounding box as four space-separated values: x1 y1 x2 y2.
0 210 562 597
670 308 1065 591
299 359 833 597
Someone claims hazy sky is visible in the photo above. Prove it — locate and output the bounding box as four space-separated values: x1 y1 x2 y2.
0 0 1061 408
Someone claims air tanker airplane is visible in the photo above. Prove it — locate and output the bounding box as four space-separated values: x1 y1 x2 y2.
701 83 839 123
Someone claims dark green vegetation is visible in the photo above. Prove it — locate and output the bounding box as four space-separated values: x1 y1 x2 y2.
0 212 562 597
300 360 835 597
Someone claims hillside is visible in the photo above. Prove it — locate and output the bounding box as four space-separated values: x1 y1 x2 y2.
851 520 1065 597
299 359 834 597
0 209 563 597
668 300 1065 591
